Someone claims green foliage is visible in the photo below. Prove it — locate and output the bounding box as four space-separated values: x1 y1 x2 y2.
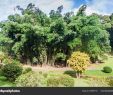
2 57 13 64
0 3 111 66
49 5 63 20
0 76 16 87
23 67 32 74
103 66 112 73
1 63 23 81
12 60 21 64
76 5 87 16
47 74 74 87
69 15 111 63
55 53 66 61
15 72 46 87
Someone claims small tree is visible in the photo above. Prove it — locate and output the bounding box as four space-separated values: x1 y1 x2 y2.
67 51 90 78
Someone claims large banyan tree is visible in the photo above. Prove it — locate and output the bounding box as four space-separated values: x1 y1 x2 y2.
0 4 111 66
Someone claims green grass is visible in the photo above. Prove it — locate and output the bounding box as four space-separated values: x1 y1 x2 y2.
84 70 113 77
0 76 15 87
64 69 113 77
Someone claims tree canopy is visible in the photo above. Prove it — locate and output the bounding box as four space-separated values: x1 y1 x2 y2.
0 4 112 66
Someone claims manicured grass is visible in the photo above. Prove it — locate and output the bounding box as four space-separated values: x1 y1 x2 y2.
0 76 15 87
64 69 113 77
84 70 113 77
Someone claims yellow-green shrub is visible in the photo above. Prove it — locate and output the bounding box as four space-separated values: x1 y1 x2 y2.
15 72 47 87
47 74 74 87
87 77 110 87
67 51 90 78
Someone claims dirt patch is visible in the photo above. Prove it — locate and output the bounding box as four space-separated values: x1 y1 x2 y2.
23 65 72 72
23 64 99 72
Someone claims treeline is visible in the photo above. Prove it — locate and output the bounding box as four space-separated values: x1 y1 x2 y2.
0 3 113 66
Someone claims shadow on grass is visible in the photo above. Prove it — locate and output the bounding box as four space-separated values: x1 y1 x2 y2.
64 70 76 78
101 69 113 74
64 70 101 79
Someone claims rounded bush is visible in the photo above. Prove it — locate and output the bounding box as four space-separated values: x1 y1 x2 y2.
23 67 32 74
1 63 23 81
47 74 74 87
15 72 47 87
67 51 90 78
103 66 112 73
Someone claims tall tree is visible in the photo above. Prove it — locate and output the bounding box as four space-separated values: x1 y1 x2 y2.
69 14 111 62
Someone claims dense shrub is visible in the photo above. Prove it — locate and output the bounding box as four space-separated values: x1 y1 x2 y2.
67 51 90 78
87 77 109 87
2 56 13 64
12 60 21 64
47 74 74 87
15 72 47 87
1 63 23 81
3 57 20 65
23 67 32 74
107 77 113 87
103 66 112 73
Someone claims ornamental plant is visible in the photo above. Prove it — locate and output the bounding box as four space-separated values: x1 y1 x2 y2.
1 63 23 81
67 51 90 78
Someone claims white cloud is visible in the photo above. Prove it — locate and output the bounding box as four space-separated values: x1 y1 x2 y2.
0 0 74 21
73 5 84 15
86 0 113 15
73 0 113 16
1 0 112 21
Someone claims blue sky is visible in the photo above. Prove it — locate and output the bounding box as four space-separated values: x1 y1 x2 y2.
0 0 113 21
73 0 87 8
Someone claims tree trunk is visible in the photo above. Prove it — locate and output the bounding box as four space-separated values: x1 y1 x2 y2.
47 56 50 65
50 56 55 66
76 72 81 78
43 54 47 66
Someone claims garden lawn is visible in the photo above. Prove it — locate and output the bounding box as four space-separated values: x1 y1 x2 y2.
0 76 15 87
84 70 113 77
